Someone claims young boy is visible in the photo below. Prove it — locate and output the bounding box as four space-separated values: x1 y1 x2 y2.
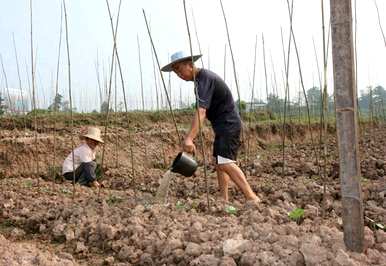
62 127 103 187
162 51 261 205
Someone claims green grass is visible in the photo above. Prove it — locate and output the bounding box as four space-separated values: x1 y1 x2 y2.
288 208 304 223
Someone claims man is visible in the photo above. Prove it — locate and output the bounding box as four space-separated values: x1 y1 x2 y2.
62 127 103 187
162 51 261 205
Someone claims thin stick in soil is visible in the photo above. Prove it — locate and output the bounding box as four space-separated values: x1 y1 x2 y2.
182 0 210 210
62 0 76 199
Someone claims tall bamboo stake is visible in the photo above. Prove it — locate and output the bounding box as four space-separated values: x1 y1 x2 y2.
52 5 63 182
137 34 145 111
30 0 40 185
62 0 76 198
182 0 210 209
12 33 26 118
0 55 14 115
219 0 242 115
104 0 136 192
286 0 317 163
247 35 258 164
320 0 329 217
100 0 122 175
143 9 182 144
137 34 149 164
223 44 227 81
151 49 160 111
114 61 119 169
95 54 103 110
261 33 270 112
374 0 386 47
191 9 204 68
280 0 293 177
354 0 361 127
330 0 364 252
270 52 282 122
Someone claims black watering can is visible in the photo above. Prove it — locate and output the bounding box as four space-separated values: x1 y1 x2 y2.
170 152 198 177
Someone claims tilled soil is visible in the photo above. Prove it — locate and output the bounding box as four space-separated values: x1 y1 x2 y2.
0 119 385 265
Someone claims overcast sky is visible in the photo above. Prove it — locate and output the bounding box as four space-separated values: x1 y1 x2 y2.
1 0 386 112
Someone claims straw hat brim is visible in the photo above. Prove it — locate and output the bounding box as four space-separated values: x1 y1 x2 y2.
161 54 202 72
83 134 104 143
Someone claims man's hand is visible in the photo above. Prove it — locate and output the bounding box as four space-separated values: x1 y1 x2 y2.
90 180 100 188
183 137 196 154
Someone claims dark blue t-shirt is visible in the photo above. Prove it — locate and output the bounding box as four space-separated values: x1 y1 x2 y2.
195 68 241 135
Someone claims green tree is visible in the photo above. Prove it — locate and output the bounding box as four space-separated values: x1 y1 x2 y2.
235 99 247 112
48 93 63 111
100 101 113 113
306 86 322 116
267 93 284 114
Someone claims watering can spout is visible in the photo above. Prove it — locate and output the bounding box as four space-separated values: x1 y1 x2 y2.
170 152 198 177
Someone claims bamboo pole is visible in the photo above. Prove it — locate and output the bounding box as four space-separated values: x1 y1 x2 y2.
320 0 329 217
223 44 227 81
12 33 27 118
354 0 362 128
142 9 182 144
262 33 270 125
62 0 76 198
114 61 119 169
0 55 15 116
104 0 136 193
330 0 364 252
151 49 160 111
95 54 103 111
219 0 242 115
30 0 40 186
286 0 317 163
100 0 122 176
270 52 282 122
52 5 63 182
182 0 210 209
280 0 293 177
137 34 145 111
191 9 204 68
247 35 258 164
373 0 386 47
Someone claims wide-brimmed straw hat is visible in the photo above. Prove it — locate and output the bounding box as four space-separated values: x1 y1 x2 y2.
161 51 202 72
82 127 104 143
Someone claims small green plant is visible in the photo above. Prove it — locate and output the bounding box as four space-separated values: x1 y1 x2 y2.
190 201 199 209
176 200 185 210
106 194 123 206
0 219 14 228
288 208 304 224
60 187 72 195
224 205 237 215
24 180 33 188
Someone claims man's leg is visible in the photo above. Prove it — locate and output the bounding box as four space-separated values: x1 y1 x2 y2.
76 161 97 186
217 162 259 201
216 166 230 201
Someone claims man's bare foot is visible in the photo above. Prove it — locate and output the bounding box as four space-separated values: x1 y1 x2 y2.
245 195 261 208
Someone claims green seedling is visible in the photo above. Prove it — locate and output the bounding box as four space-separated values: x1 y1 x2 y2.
176 200 185 210
24 180 33 188
224 205 237 215
288 208 304 223
106 194 123 206
60 187 72 195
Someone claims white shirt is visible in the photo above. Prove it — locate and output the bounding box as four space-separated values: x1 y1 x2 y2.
62 143 96 174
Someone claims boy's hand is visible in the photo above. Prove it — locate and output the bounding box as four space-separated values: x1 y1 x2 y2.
183 137 196 154
90 180 100 188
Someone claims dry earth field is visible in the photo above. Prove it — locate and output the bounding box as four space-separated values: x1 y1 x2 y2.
0 113 385 265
